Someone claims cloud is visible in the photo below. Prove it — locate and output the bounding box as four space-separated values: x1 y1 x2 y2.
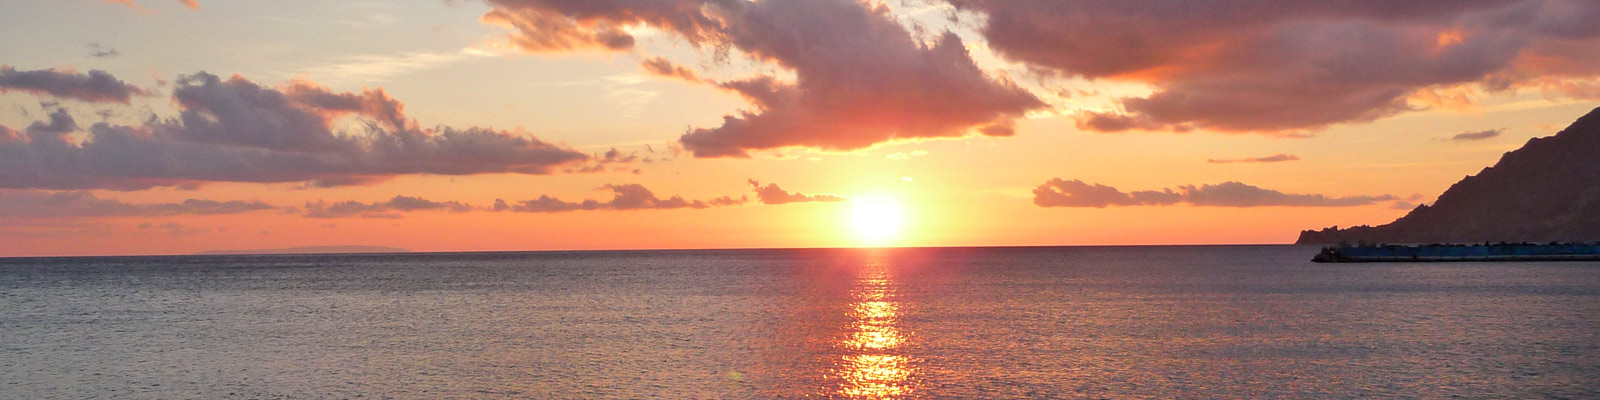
1207 154 1301 163
1031 179 1182 208
747 180 847 205
0 125 19 143
640 57 702 83
88 43 121 58
482 0 1046 157
1033 178 1396 208
948 0 1600 133
0 71 588 190
0 66 150 104
495 183 745 213
303 195 473 219
0 190 275 219
287 48 497 86
1449 128 1505 141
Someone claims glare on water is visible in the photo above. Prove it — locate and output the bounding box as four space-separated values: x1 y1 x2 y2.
836 261 914 399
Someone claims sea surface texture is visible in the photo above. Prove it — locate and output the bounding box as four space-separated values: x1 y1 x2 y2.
2 245 1597 399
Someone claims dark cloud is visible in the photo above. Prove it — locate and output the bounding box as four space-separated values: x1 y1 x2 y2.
640 57 702 82
747 179 847 205
1031 179 1182 208
948 0 1600 133
1207 154 1301 163
1450 128 1505 140
483 0 1045 157
0 71 588 190
1033 178 1396 208
598 148 639 163
0 66 150 104
0 190 276 219
303 195 473 219
88 43 121 58
496 183 745 213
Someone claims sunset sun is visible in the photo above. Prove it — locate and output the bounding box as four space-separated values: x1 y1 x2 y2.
849 198 903 245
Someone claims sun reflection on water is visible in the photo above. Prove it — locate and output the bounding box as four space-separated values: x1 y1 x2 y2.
836 262 913 399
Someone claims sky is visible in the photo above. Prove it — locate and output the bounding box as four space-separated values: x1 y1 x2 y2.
1 0 1598 256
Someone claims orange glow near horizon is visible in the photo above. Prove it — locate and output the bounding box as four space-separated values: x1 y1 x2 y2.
848 197 905 247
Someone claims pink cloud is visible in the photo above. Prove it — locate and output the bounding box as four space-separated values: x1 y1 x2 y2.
482 0 1045 157
0 71 588 190
950 0 1600 133
1034 178 1396 208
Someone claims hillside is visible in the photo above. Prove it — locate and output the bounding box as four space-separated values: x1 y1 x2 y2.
1298 106 1600 244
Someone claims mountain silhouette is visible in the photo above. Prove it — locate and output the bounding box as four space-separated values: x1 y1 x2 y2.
1298 106 1600 244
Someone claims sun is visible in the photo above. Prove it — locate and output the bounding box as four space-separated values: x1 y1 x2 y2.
849 197 903 245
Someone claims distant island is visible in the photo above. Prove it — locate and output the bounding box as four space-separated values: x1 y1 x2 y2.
1299 106 1600 244
196 245 412 255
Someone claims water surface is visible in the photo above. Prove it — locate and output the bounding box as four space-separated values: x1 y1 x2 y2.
2 245 1597 398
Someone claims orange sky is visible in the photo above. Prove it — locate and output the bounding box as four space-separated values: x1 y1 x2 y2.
2 0 1598 256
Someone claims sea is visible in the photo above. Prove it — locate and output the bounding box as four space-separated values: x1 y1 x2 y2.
2 245 1597 399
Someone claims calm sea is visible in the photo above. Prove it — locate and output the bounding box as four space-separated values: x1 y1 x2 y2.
2 245 1597 399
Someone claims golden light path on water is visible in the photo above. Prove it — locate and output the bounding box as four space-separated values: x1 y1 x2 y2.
837 260 913 398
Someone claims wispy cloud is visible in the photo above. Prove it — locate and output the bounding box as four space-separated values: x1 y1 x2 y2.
1448 128 1505 141
0 190 277 219
1034 179 1397 208
494 184 745 213
285 47 501 86
303 195 473 219
1207 154 1301 164
88 43 120 58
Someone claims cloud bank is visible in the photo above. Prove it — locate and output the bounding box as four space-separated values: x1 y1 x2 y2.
303 195 473 219
0 190 275 219
482 0 1045 157
494 184 745 213
948 0 1600 133
0 71 588 190
1033 178 1397 208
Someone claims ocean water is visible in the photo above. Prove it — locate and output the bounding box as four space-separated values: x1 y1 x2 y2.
2 245 1597 399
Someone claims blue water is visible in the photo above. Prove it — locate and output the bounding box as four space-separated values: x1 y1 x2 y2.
2 245 1597 398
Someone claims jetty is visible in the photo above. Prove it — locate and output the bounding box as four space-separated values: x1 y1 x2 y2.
1312 242 1600 263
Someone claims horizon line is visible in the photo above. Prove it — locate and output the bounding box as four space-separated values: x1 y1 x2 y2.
0 242 1307 260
